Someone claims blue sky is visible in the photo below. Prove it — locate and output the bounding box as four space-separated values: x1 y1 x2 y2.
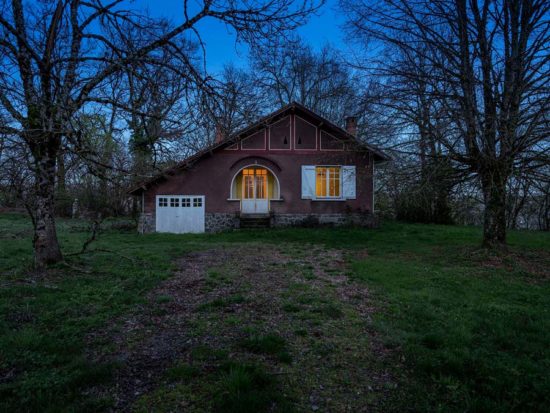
135 0 346 74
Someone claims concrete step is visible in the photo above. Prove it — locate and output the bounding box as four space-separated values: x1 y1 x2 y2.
240 216 271 229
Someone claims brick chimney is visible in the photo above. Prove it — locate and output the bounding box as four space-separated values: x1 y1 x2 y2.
214 124 225 144
345 116 357 136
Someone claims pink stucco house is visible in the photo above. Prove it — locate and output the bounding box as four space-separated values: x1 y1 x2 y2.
129 102 389 233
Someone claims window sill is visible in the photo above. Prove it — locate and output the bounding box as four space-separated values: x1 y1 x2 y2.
227 198 284 201
311 197 347 202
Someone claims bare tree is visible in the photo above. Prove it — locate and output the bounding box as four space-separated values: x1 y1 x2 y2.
194 65 264 146
365 46 457 224
116 39 201 176
0 0 321 269
213 66 264 136
0 131 34 212
342 0 550 247
251 36 361 123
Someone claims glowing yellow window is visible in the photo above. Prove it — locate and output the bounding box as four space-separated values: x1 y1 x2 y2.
243 169 254 199
316 166 341 198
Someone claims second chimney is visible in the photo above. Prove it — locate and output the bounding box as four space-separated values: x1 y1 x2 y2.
345 116 357 136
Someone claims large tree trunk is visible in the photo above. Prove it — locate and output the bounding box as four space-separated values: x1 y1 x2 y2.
480 169 508 248
32 141 63 270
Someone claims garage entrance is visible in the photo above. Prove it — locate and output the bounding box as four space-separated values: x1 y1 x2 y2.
155 195 205 233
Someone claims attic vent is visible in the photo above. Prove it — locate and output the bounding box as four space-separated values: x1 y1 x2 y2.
297 136 302 145
283 136 287 144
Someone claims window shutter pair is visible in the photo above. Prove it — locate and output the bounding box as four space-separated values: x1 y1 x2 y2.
301 165 356 199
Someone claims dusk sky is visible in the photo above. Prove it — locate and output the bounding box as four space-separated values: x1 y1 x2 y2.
136 0 346 73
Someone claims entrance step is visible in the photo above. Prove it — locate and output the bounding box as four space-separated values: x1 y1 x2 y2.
240 215 271 229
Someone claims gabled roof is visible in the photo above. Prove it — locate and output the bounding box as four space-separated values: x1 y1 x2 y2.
128 101 390 195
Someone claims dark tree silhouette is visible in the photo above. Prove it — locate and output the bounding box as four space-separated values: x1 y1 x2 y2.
342 0 550 247
0 0 322 269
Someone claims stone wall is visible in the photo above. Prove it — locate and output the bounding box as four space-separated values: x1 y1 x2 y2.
205 213 240 233
138 212 155 233
271 212 379 228
138 211 379 233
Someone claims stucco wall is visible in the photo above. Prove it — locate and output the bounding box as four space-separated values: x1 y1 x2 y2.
142 149 374 218
141 113 376 225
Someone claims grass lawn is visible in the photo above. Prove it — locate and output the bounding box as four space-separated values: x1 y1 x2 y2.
0 213 548 412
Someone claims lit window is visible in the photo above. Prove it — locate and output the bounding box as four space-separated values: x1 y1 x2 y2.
242 168 267 199
158 198 168 207
193 197 202 207
243 174 254 199
170 198 179 207
316 166 341 198
182 198 191 207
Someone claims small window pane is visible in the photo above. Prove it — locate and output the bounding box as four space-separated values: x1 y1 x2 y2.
193 197 202 207
316 167 327 197
315 167 341 198
170 198 179 207
158 198 168 207
329 167 340 197
182 198 191 207
243 175 254 199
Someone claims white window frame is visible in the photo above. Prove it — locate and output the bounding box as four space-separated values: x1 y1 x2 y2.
193 197 203 207
302 164 356 201
315 165 343 200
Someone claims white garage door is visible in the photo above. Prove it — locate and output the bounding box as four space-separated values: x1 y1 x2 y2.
156 195 205 233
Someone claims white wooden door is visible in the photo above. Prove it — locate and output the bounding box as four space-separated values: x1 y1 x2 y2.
241 169 269 214
156 195 205 233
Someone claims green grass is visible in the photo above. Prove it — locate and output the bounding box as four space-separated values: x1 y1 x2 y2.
214 362 291 413
311 302 343 319
0 213 549 412
0 214 209 411
165 362 200 382
136 360 289 413
355 258 549 410
239 333 292 363
197 294 246 311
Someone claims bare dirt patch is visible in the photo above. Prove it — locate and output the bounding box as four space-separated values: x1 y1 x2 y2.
89 244 397 412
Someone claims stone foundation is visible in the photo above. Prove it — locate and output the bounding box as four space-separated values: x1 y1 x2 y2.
271 213 379 228
138 212 155 233
138 211 378 233
205 213 240 233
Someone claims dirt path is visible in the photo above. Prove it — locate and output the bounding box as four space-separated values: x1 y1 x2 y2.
89 243 397 412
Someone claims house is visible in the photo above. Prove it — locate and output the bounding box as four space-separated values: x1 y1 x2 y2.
128 102 390 233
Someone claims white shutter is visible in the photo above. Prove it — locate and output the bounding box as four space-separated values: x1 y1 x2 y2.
301 165 316 199
342 166 356 199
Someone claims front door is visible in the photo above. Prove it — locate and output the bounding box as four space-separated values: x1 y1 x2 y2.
241 168 269 214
